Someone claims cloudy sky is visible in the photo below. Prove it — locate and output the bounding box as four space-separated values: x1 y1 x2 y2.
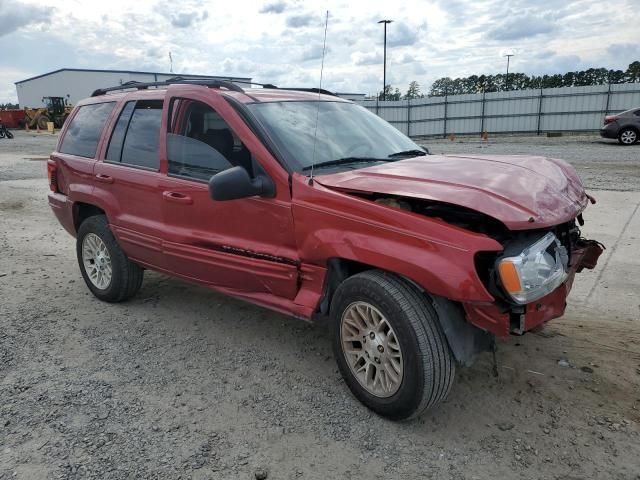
1 0 639 102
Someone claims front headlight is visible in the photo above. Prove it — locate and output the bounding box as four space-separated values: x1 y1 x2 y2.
497 232 569 304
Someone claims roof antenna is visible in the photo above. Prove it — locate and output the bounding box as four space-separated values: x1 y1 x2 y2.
309 10 329 185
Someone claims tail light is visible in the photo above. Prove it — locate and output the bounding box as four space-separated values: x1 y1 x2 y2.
47 158 59 193
604 115 618 125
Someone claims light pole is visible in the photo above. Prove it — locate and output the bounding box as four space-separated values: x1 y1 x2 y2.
378 20 392 100
504 53 514 91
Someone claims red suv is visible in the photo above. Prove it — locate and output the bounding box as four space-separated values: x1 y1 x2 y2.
48 79 603 420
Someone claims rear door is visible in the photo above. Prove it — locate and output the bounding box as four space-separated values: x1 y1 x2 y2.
158 89 299 299
92 96 168 269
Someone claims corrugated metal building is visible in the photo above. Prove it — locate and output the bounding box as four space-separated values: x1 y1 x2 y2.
15 68 252 108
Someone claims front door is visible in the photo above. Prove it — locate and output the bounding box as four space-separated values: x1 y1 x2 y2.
158 91 299 300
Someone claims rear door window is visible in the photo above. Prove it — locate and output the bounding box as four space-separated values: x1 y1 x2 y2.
106 100 163 169
60 102 115 158
105 101 135 162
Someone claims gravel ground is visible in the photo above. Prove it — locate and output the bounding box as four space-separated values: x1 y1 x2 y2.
1 131 639 479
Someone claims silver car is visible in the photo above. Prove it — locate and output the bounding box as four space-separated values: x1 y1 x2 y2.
600 107 640 145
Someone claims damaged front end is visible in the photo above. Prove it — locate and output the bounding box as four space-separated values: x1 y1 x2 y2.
469 225 604 336
357 193 604 337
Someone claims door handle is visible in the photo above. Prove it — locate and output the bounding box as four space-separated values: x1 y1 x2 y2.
94 174 114 184
163 191 193 205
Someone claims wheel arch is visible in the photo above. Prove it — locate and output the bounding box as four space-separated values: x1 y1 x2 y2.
620 124 639 133
619 125 639 140
321 258 493 366
73 202 106 232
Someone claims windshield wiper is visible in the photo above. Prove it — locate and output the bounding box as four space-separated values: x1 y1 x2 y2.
387 149 428 158
301 157 391 171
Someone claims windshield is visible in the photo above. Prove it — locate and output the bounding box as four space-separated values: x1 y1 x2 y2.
247 101 424 173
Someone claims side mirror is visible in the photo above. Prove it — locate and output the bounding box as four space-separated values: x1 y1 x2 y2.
208 166 275 201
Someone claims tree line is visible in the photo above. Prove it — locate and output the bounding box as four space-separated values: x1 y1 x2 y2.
378 61 640 100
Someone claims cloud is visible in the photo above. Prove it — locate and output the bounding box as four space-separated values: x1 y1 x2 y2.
606 43 640 67
433 0 479 20
220 58 255 75
0 0 53 37
260 1 287 14
352 51 382 66
485 11 556 41
146 47 163 59
299 44 329 62
413 63 427 75
0 0 636 103
525 52 585 76
166 10 209 28
398 53 416 63
286 14 316 28
387 22 420 47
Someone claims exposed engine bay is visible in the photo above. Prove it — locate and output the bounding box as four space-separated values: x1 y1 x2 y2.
368 194 587 248
360 193 604 311
368 194 509 240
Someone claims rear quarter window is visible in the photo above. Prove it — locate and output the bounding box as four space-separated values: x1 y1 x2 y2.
60 102 115 158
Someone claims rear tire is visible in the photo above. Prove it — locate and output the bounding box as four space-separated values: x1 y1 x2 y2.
331 270 455 420
618 127 638 145
76 215 143 302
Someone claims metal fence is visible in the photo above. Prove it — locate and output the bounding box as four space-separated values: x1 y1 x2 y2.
356 83 640 137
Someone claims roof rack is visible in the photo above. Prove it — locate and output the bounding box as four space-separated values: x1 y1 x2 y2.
231 81 336 96
276 87 337 97
91 77 337 98
225 80 277 88
91 77 245 97
171 79 337 96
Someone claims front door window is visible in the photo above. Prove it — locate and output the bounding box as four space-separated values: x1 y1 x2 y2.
167 98 254 181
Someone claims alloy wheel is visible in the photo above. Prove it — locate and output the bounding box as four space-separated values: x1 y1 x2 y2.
340 301 403 397
82 233 112 290
620 130 637 144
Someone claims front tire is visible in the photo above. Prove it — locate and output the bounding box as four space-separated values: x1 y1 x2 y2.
618 127 638 145
37 115 50 130
76 215 143 302
331 270 455 420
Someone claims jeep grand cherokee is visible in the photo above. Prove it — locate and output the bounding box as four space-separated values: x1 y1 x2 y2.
47 79 603 420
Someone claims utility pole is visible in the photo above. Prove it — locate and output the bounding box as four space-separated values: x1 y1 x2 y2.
378 20 392 100
504 53 514 90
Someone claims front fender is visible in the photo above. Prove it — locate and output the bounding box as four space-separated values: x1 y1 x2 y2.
292 175 503 303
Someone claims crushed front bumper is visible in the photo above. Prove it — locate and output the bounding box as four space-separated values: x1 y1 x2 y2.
463 239 604 337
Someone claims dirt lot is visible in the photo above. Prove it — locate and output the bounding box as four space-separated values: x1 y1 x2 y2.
1 131 639 479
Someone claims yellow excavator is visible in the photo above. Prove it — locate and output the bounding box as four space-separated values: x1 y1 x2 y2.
24 96 73 130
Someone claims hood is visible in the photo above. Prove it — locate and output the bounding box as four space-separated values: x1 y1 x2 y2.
314 154 590 230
